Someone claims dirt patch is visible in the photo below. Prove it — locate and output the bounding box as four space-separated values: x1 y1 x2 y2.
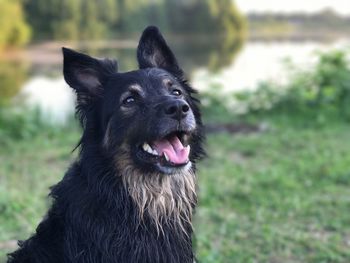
0 240 17 250
205 122 268 134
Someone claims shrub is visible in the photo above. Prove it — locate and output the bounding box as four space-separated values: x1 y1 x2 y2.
233 49 350 121
0 0 31 51
0 107 77 145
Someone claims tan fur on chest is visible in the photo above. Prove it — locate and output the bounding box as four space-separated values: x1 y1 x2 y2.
116 148 196 234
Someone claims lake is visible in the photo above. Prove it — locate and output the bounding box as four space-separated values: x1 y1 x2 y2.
2 38 349 123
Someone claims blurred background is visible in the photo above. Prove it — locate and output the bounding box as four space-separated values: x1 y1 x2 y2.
1 0 350 262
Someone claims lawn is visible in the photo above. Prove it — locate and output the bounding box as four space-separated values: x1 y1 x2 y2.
195 119 350 262
1 116 350 262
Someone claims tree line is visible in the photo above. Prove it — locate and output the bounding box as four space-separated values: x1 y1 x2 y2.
0 0 246 49
248 8 350 37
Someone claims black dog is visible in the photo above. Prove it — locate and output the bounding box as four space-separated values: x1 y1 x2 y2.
8 26 204 263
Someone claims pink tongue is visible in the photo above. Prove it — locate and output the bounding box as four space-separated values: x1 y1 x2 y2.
152 136 190 164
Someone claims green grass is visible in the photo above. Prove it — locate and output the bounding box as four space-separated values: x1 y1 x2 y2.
195 119 350 262
0 128 79 238
1 116 350 262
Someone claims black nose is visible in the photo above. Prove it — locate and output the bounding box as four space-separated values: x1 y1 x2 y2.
164 100 190 120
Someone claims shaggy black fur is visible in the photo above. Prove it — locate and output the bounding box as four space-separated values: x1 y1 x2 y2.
7 26 204 263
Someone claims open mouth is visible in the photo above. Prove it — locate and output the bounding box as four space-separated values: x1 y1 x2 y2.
138 131 191 169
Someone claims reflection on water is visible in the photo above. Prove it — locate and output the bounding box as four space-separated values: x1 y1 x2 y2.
193 40 350 92
20 77 75 123
87 35 244 72
1 38 349 123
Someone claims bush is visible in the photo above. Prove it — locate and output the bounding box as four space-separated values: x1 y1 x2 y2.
0 0 31 51
0 107 77 145
233 49 350 121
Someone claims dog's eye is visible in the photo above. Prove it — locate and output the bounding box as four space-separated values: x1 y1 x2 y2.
172 89 182 96
123 96 135 105
164 79 173 87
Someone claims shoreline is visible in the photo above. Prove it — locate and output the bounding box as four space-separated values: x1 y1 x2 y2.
1 33 349 66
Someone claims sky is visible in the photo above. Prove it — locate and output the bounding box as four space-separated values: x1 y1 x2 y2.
235 0 350 15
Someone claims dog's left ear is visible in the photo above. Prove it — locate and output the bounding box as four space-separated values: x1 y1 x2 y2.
137 26 182 75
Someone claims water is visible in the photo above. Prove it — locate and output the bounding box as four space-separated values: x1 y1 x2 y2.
2 38 349 123
193 40 350 92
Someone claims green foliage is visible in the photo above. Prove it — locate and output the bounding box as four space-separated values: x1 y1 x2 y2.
0 61 28 104
23 0 116 40
232 49 350 121
0 107 78 146
313 50 350 117
163 0 246 36
22 0 246 44
116 0 246 70
0 0 31 50
19 0 246 70
200 84 238 123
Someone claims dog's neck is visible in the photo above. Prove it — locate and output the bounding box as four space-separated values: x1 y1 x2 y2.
105 143 198 234
121 167 197 233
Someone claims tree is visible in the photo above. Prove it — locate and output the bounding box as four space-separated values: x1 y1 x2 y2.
20 0 247 70
23 0 117 40
0 0 30 51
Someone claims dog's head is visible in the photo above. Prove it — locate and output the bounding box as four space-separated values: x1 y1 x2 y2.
63 26 204 176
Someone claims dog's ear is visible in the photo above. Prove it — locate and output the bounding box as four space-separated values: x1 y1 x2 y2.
137 26 182 75
62 47 117 97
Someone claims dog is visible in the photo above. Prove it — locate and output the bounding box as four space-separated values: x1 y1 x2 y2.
7 26 205 263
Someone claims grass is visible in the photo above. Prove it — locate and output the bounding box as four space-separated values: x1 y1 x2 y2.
1 113 350 262
0 126 78 242
195 119 350 262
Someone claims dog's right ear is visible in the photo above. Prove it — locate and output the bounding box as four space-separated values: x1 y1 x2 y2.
137 26 182 76
62 47 117 98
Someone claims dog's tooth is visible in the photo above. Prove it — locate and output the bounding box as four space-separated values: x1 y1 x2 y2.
142 143 148 151
152 149 158 155
146 145 153 154
186 145 191 152
164 152 169 162
183 134 189 144
143 143 153 153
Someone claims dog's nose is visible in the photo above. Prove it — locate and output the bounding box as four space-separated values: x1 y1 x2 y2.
164 100 190 120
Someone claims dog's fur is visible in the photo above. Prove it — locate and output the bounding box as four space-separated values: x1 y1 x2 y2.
7 26 204 263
